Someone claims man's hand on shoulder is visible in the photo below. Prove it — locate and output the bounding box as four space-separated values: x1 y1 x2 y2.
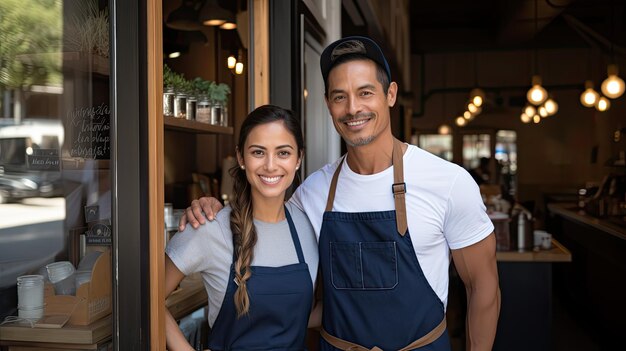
178 197 224 231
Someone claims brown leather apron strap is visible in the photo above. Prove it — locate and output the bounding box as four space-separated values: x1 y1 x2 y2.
392 139 407 236
325 156 344 212
325 139 408 236
320 317 447 351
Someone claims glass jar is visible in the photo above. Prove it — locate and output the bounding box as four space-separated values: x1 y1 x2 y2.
186 95 196 121
210 102 223 125
174 92 187 119
163 87 174 117
220 105 229 127
196 95 211 123
17 275 44 319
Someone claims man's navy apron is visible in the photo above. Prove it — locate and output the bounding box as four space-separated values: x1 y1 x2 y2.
207 207 313 350
319 139 449 350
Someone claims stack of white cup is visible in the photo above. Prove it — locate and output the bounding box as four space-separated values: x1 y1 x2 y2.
17 275 45 320
46 261 76 296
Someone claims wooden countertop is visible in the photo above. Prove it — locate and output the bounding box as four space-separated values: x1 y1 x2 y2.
0 277 207 346
547 202 626 241
496 239 572 262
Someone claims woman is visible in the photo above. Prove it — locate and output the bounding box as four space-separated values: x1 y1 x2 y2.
164 105 319 350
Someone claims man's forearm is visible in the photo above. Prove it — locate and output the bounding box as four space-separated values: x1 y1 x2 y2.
465 284 500 351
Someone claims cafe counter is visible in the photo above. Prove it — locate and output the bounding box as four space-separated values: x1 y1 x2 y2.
546 202 626 347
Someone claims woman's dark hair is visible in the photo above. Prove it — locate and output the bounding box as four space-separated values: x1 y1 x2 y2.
229 104 304 317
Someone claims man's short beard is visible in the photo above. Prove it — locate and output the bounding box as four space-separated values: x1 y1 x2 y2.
345 135 375 147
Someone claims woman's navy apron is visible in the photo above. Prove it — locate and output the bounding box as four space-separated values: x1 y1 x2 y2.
207 207 313 350
319 139 449 350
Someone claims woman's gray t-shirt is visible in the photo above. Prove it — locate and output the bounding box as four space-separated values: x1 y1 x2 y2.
165 202 318 327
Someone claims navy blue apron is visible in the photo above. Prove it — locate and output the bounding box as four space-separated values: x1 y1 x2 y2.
207 207 313 350
319 139 449 350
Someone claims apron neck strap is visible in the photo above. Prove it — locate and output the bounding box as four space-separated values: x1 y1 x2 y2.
324 139 408 236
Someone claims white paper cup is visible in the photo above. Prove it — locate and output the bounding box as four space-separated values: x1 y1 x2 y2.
46 261 75 284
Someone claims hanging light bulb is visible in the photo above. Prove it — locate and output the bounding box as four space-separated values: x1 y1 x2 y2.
533 114 541 124
227 55 237 69
455 116 466 126
438 124 451 135
601 64 625 99
524 105 536 117
235 62 244 75
544 98 558 116
467 102 478 113
520 113 531 123
463 111 472 120
580 80 599 108
595 96 610 112
527 75 548 105
538 106 548 118
469 88 485 107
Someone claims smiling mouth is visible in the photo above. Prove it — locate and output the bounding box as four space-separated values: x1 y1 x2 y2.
259 175 282 184
345 119 368 127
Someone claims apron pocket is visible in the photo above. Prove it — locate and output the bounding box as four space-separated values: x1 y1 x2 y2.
330 241 398 290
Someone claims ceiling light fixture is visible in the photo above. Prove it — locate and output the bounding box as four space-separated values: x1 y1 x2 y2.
166 1 202 31
595 96 610 111
527 75 548 105
543 98 558 116
438 124 451 135
520 113 531 123
200 0 235 27
601 64 625 99
580 80 599 108
227 55 237 69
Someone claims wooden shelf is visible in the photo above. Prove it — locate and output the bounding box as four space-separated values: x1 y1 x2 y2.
164 116 233 135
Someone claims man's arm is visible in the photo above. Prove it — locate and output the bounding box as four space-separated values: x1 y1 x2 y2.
450 233 500 351
178 197 224 231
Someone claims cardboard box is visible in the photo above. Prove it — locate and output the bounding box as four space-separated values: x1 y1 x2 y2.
44 250 112 326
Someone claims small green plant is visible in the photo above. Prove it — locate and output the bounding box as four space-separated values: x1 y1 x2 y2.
163 64 175 88
193 77 215 98
212 83 231 105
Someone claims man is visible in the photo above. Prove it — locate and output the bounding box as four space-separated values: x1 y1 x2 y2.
180 36 500 350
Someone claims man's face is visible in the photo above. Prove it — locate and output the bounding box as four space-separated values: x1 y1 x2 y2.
325 59 397 147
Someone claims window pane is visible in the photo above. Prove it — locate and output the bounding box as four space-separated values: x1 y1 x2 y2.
1 0 112 347
418 134 453 161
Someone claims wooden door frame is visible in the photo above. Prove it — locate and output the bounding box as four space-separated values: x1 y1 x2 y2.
147 0 165 350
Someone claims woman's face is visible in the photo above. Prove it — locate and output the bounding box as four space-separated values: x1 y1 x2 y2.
238 121 301 202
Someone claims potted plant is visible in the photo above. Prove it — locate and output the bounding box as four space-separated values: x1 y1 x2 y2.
163 64 176 117
211 83 231 126
193 78 214 124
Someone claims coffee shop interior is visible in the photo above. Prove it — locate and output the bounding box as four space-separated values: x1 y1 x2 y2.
0 0 625 350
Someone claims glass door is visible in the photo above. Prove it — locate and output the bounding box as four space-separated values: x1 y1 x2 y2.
1 0 148 349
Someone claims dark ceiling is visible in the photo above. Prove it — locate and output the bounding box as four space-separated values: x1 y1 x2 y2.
408 0 625 54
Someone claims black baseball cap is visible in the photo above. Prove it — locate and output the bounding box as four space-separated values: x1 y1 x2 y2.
320 36 391 87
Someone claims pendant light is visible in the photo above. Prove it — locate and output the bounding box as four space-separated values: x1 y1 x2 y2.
527 75 548 105
526 0 548 106
543 98 558 116
600 1 624 99
580 80 599 108
520 113 532 123
601 64 625 99
595 96 610 112
200 0 235 27
166 1 202 31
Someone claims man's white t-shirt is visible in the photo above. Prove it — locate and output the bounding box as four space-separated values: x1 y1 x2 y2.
290 144 494 307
